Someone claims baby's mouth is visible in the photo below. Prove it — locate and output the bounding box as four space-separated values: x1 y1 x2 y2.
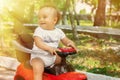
40 23 46 25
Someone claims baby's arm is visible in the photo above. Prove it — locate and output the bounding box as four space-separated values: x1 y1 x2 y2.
34 36 59 55
61 37 77 52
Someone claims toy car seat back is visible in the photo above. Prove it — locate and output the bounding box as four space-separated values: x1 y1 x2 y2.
14 26 34 64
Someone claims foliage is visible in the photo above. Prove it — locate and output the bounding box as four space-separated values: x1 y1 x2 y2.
84 0 98 7
0 24 16 57
111 0 120 11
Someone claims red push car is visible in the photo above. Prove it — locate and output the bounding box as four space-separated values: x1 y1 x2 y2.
13 41 87 80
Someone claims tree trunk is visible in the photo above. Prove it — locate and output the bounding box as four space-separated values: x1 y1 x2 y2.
94 0 106 26
108 0 112 26
68 0 79 40
69 12 78 40
62 0 70 25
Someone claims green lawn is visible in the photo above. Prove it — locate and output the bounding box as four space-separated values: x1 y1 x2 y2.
66 33 120 78
80 20 93 26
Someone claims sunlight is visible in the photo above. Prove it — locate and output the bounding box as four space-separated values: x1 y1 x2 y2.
0 0 13 18
0 0 10 11
0 0 4 10
0 0 15 55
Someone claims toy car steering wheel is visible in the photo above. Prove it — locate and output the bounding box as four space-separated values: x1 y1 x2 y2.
57 47 76 57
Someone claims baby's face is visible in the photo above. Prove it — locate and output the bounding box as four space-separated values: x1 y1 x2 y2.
38 7 57 30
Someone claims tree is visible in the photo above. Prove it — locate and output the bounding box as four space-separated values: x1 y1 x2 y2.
94 0 106 26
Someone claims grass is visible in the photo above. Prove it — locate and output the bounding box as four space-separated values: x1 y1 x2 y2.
66 33 120 78
80 20 93 26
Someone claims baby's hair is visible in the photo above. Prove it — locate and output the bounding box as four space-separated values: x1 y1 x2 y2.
39 4 61 24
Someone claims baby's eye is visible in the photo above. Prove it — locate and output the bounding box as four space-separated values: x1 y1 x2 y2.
43 16 47 19
38 15 48 20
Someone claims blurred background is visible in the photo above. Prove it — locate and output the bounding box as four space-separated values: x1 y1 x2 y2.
0 0 120 78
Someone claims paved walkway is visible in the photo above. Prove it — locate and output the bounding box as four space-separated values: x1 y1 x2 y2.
0 67 15 80
0 56 19 80
77 70 120 80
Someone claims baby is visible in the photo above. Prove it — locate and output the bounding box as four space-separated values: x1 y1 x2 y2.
30 5 77 80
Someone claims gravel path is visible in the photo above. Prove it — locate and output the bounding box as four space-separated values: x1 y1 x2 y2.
0 56 120 80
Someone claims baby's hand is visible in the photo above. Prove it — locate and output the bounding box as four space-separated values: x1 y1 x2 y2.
67 43 78 52
48 48 61 55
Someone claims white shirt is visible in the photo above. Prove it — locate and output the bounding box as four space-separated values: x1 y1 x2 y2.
32 26 65 55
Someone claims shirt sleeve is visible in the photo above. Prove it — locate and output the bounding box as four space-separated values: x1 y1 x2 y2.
59 29 66 39
33 27 43 38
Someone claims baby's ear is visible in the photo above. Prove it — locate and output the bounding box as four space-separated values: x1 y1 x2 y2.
54 17 58 24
